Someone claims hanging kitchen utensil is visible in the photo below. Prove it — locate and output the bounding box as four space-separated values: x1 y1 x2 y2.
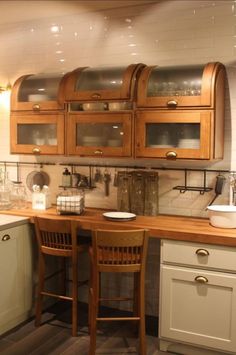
208 174 226 206
130 171 145 215
117 171 132 212
94 168 102 183
103 169 111 196
113 168 118 187
26 164 50 192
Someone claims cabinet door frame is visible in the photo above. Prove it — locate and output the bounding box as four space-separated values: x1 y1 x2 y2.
135 110 213 160
10 113 65 155
66 112 133 157
159 264 236 353
64 64 141 101
11 74 67 111
137 62 224 108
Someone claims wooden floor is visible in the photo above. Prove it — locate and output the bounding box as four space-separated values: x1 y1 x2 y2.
0 302 168 355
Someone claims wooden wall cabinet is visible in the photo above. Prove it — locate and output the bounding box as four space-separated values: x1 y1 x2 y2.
137 62 223 109
10 62 225 160
135 62 225 160
135 110 217 160
66 111 133 157
10 73 68 155
10 113 65 155
159 240 236 355
64 64 144 101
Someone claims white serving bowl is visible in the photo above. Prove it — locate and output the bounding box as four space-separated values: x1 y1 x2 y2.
82 103 106 111
108 102 132 111
207 205 236 228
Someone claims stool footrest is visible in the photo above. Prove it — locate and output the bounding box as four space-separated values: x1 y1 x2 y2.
41 291 72 301
99 297 132 302
97 317 140 321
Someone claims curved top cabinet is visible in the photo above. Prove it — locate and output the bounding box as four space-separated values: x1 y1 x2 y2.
64 64 145 101
11 72 69 111
137 62 225 108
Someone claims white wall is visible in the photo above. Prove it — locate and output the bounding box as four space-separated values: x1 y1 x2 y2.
0 0 235 216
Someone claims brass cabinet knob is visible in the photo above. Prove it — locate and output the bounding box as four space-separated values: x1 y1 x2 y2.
195 276 208 284
166 151 177 159
167 100 178 107
32 104 40 111
94 149 103 155
2 234 10 241
32 147 41 154
195 248 209 256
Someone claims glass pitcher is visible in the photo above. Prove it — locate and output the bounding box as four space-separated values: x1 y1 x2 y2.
11 182 27 209
0 170 12 210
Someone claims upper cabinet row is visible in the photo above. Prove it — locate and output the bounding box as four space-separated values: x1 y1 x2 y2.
10 62 226 160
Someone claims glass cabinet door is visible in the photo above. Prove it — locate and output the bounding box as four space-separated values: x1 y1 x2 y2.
66 113 132 157
137 62 222 108
64 64 143 101
135 111 212 160
11 73 67 111
10 114 65 155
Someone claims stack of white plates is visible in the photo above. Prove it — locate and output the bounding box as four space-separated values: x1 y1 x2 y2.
178 138 200 149
82 136 105 146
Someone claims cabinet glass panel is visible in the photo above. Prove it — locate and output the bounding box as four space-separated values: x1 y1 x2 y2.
147 65 204 97
76 123 123 147
146 123 200 149
75 67 125 92
17 124 57 145
18 73 64 102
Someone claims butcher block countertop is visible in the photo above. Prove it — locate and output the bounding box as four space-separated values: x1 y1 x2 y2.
1 205 236 247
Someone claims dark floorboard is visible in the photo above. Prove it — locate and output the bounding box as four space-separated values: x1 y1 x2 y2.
0 302 166 355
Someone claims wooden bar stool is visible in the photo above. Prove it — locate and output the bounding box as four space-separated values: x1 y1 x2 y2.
89 228 149 355
34 216 89 337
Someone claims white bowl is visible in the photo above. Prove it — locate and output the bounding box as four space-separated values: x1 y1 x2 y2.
108 102 132 111
82 103 106 111
207 205 236 228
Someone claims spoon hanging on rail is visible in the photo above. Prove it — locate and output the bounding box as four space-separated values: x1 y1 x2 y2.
103 169 111 196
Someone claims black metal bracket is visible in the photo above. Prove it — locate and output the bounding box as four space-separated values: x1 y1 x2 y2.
173 169 213 194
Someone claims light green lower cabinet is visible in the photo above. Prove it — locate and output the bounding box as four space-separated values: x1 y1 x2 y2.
159 240 236 355
0 223 34 335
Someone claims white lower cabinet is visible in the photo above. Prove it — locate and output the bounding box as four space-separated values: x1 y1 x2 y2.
0 222 34 335
159 240 236 355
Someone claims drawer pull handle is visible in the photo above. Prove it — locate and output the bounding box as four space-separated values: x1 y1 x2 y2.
167 100 178 107
91 93 101 99
32 147 41 154
94 149 103 155
195 276 208 284
2 234 10 241
166 151 177 159
33 104 40 111
196 248 209 256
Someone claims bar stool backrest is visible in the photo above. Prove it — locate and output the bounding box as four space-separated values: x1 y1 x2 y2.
92 229 149 273
34 217 77 257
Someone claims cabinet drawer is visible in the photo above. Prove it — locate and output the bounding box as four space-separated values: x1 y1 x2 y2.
161 239 236 272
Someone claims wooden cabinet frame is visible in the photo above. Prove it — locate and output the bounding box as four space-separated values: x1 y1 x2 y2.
135 110 214 160
64 64 144 101
10 74 68 111
10 113 65 155
137 62 225 109
66 112 133 157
